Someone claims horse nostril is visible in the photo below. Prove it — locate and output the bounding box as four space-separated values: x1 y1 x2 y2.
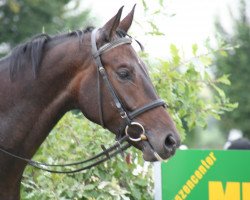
164 135 177 149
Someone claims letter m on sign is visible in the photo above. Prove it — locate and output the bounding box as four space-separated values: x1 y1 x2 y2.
209 181 250 200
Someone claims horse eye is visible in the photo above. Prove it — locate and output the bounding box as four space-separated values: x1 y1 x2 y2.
117 70 131 80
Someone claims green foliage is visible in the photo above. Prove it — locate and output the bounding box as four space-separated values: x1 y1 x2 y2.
0 0 90 48
139 0 236 140
144 44 237 141
214 0 250 136
21 113 153 200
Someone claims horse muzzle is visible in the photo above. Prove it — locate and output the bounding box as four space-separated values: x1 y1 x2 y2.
141 135 179 162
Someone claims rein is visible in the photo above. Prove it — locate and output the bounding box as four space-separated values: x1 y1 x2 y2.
0 135 130 174
0 29 166 173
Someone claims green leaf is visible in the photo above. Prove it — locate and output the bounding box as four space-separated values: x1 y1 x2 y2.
159 0 164 6
192 44 198 56
200 56 212 67
219 50 228 57
216 74 231 85
170 44 180 65
84 184 96 191
130 186 142 199
141 0 148 11
211 83 226 98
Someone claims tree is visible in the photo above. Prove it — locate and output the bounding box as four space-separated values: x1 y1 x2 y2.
214 0 250 137
0 0 90 54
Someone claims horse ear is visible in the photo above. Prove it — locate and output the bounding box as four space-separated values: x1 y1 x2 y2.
118 4 136 33
101 6 124 41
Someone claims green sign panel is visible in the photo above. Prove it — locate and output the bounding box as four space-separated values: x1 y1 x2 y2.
160 150 250 200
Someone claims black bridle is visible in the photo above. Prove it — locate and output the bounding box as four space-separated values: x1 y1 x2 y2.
91 28 166 159
0 29 166 173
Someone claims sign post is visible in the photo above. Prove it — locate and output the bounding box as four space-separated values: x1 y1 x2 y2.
155 150 250 200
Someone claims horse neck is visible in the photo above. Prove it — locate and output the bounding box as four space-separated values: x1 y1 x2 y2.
0 36 90 188
0 38 93 199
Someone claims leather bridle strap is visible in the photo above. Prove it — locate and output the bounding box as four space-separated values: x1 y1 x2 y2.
0 135 131 174
91 28 166 127
91 29 132 126
93 37 133 59
128 99 166 119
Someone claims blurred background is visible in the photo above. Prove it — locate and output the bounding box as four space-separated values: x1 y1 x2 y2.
1 0 249 199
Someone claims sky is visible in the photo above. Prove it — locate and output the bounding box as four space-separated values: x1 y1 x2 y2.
82 0 247 58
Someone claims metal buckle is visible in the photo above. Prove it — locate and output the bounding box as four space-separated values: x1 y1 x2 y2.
99 67 105 73
120 111 128 119
125 122 147 142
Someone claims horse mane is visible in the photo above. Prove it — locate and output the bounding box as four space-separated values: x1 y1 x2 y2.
9 34 50 80
4 26 94 81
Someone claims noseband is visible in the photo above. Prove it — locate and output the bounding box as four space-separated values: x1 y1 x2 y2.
91 28 166 143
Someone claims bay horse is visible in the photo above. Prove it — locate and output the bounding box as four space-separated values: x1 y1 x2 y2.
0 6 180 199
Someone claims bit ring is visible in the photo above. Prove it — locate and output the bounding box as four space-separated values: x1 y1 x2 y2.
125 122 146 142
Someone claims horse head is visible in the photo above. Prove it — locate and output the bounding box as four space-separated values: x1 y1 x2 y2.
76 6 180 161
